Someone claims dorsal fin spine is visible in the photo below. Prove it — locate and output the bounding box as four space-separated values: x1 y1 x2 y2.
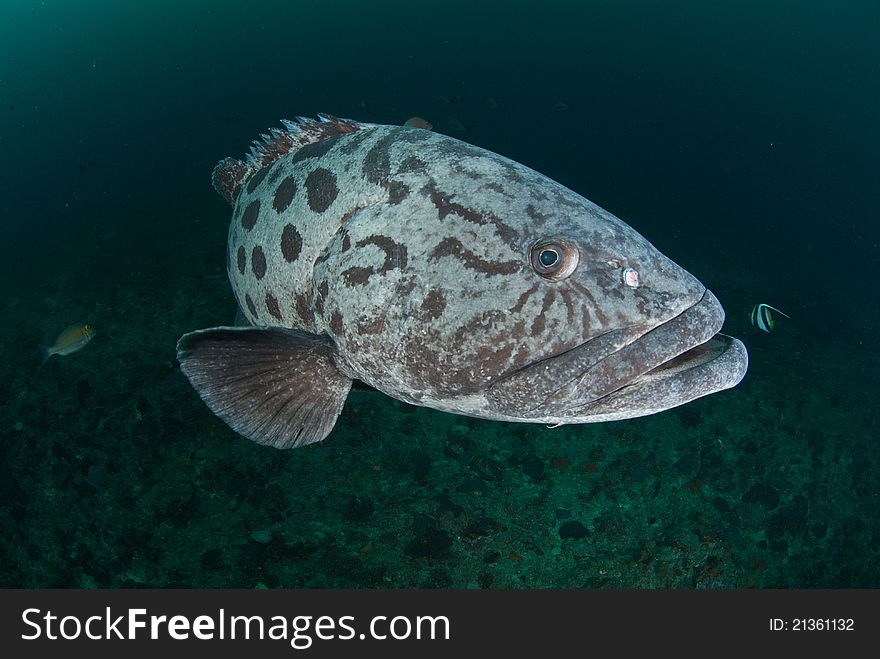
211 114 373 205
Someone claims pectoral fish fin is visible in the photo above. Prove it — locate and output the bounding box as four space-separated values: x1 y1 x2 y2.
176 327 352 448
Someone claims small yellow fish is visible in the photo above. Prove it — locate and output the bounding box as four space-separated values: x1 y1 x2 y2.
403 116 433 130
42 323 95 364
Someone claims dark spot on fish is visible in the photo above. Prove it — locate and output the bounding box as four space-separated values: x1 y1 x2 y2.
526 203 548 224
304 167 338 213
423 182 520 245
550 188 582 211
511 284 539 313
340 236 407 287
362 234 408 273
429 237 520 276
483 182 506 194
456 311 506 339
339 129 373 155
473 342 515 382
237 246 246 274
341 233 351 252
531 290 556 336
558 288 576 324
281 223 303 262
245 294 258 319
529 186 549 202
427 184 480 224
570 280 608 326
581 305 592 334
291 135 341 162
342 266 372 287
363 128 430 201
241 199 260 230
318 281 329 300
246 165 271 194
329 309 344 337
251 245 267 279
421 289 447 320
499 160 525 184
387 180 409 204
398 155 427 174
357 316 386 335
398 279 419 303
265 291 282 320
433 133 484 160
451 161 482 179
363 134 393 186
266 161 285 185
273 176 298 213
449 311 512 376
295 293 313 330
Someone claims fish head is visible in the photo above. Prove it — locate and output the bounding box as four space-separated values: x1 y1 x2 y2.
315 128 747 424
478 199 749 423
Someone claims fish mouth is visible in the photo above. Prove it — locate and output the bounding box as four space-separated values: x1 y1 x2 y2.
486 289 748 421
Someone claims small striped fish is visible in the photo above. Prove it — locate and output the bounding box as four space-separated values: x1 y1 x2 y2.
750 304 789 332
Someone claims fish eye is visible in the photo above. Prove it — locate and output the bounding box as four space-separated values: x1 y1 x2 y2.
539 249 558 267
529 238 579 281
84 324 92 331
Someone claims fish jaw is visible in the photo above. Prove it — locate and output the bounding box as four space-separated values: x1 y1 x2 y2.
483 288 748 423
563 332 748 422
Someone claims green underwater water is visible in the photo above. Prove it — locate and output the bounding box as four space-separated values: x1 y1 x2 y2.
0 0 878 587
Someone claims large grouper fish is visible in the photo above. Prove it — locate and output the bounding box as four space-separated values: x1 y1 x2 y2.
177 114 748 448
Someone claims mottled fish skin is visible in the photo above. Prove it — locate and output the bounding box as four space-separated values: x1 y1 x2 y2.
218 121 747 429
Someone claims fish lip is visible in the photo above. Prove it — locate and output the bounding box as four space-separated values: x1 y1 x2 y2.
566 288 724 401
486 288 745 418
554 288 747 417
570 332 748 420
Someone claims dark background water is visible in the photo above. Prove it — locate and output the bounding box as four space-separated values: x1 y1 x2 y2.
3 0 878 302
1 1 878 588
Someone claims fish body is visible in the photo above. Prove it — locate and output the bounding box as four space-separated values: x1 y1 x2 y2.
750 303 789 332
177 114 748 448
403 116 432 130
43 323 95 363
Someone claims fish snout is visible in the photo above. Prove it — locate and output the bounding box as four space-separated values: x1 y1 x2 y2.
486 288 746 421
